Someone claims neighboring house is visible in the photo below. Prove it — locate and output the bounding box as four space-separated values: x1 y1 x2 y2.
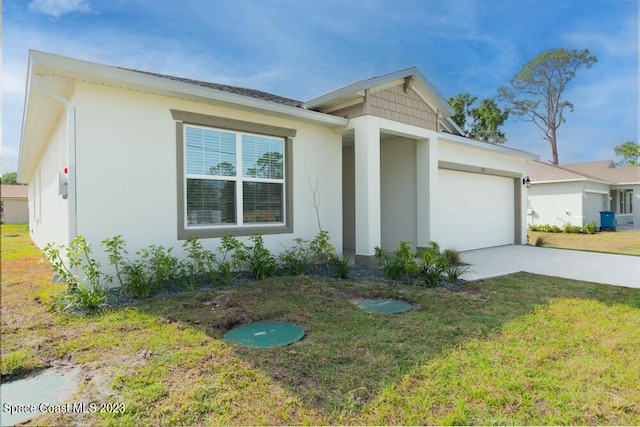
18 51 537 271
527 160 640 228
0 185 29 224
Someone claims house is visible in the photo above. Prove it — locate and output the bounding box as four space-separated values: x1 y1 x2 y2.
527 160 640 228
18 50 537 271
0 185 29 224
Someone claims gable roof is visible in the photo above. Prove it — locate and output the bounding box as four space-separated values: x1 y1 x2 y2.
303 67 456 118
561 160 640 184
527 160 640 185
1 185 28 199
527 161 590 183
19 51 348 182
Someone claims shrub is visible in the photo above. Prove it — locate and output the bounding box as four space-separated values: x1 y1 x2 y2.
583 220 597 235
309 230 337 266
418 243 448 287
182 238 215 290
235 234 277 280
374 241 418 280
444 262 470 285
550 225 562 233
278 238 313 276
43 236 110 312
563 223 581 234
329 256 350 280
212 235 243 285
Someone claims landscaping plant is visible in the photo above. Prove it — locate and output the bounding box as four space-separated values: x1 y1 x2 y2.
42 236 109 312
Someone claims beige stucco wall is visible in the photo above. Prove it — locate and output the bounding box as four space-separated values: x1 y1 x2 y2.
380 137 417 251
1 198 28 224
71 81 343 269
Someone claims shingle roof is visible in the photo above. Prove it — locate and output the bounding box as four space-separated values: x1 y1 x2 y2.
527 161 587 182
527 160 640 184
561 160 640 184
122 68 304 108
1 185 28 199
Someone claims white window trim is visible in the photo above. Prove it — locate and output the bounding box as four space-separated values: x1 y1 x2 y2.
183 124 286 230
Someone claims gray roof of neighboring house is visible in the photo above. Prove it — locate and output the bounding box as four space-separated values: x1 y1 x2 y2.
1 185 28 199
527 160 640 185
561 160 640 184
123 68 304 108
527 161 588 182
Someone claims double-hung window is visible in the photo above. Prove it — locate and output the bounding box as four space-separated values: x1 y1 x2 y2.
185 125 285 227
173 110 294 239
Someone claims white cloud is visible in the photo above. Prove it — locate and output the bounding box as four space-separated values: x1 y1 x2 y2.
28 0 91 17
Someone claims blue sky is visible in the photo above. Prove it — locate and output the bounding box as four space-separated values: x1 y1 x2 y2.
2 0 638 173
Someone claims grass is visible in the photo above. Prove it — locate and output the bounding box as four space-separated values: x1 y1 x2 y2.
528 229 640 256
2 225 640 425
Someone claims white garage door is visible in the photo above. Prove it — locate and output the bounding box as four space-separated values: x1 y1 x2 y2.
437 169 515 251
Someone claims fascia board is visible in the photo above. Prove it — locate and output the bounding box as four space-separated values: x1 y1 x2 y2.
531 179 588 184
440 133 540 161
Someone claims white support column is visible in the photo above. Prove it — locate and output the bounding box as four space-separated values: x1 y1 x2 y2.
352 116 381 267
416 136 438 249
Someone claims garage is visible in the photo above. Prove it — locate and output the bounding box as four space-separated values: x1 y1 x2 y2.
436 168 515 251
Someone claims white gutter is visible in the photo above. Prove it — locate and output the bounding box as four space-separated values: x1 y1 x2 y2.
33 74 77 241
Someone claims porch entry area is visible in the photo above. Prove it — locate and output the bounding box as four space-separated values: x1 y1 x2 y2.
341 116 524 267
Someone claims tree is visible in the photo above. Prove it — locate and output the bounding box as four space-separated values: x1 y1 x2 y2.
1 172 19 185
448 93 509 144
614 141 640 167
469 98 509 145
448 93 477 132
498 48 597 165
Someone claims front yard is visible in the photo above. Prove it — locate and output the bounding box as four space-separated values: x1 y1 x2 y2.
2 225 640 425
528 229 640 256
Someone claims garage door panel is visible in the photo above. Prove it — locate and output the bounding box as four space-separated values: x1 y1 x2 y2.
437 169 514 251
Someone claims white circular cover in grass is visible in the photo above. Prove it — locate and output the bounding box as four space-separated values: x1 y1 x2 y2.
357 299 412 314
224 321 305 348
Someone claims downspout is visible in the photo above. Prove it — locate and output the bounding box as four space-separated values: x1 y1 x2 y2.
33 74 78 242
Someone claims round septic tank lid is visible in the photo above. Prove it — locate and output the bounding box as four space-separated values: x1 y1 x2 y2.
224 321 305 348
357 299 412 314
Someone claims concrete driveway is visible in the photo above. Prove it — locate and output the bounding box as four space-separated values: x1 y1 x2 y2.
461 245 640 288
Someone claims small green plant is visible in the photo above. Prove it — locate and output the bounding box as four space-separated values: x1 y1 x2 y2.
374 241 418 280
212 235 242 285
417 243 447 287
278 238 313 276
42 236 110 312
583 220 597 235
57 282 109 312
444 263 470 285
309 230 337 266
551 225 562 233
329 256 350 279
563 223 582 233
182 238 215 290
102 235 128 287
235 234 277 280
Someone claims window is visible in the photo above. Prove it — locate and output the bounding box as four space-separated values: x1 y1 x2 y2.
616 189 634 214
172 110 295 239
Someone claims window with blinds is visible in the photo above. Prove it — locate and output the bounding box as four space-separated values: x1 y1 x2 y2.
184 125 285 228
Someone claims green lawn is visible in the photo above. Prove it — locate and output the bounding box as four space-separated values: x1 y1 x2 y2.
2 226 640 425
528 230 640 256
